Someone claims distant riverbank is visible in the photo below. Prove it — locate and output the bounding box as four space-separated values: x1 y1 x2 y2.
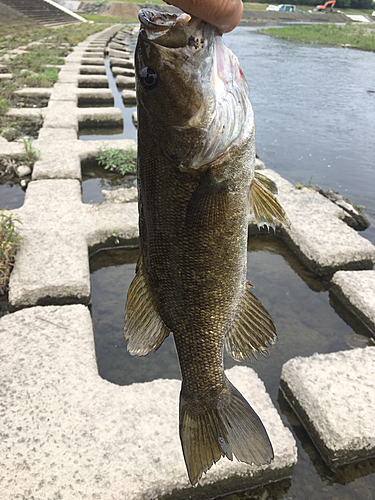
240 9 349 25
261 23 375 52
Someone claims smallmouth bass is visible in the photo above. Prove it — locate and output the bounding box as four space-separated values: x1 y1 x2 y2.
125 8 290 486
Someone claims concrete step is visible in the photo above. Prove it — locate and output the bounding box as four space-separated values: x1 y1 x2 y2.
0 0 82 26
281 347 375 467
0 304 297 498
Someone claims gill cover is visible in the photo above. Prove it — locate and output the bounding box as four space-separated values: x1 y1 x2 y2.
136 9 253 172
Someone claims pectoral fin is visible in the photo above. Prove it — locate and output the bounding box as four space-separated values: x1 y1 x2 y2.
186 171 228 231
124 255 170 356
225 281 277 362
249 172 290 229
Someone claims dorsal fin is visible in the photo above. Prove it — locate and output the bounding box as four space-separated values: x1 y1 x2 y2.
124 255 170 356
249 171 291 230
225 281 277 362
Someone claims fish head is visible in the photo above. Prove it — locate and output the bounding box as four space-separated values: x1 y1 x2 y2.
136 8 252 172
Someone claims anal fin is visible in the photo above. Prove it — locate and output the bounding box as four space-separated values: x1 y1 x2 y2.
225 281 277 362
124 255 170 356
249 171 291 229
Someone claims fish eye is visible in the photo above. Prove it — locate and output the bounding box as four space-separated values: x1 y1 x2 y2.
139 67 158 89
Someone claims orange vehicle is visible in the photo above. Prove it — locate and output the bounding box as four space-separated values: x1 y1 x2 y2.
314 0 336 11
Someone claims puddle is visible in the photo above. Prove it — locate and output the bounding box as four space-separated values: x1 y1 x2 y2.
0 183 25 209
89 235 373 389
81 161 136 204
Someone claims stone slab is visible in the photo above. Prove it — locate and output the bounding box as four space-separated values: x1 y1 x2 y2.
43 101 79 129
112 66 135 77
76 88 114 105
37 128 77 142
108 48 133 59
280 348 375 467
330 270 375 336
262 170 375 275
78 74 109 88
82 52 104 58
81 57 105 65
5 108 46 119
110 57 134 69
49 83 79 102
56 71 80 84
13 88 52 98
0 305 297 500
32 152 81 180
8 180 90 308
115 74 135 88
8 177 138 308
110 41 130 51
79 65 107 74
75 138 136 163
78 107 123 128
122 89 136 105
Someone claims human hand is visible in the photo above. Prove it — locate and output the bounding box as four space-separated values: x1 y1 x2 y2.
165 0 243 33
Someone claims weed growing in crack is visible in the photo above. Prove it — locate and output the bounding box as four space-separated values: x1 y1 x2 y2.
97 143 137 175
19 136 40 168
0 211 22 294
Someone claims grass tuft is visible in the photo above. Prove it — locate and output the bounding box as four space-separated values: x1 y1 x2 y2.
0 211 22 295
97 143 137 175
262 23 375 52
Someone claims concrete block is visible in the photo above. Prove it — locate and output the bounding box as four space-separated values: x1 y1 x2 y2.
76 88 114 106
32 153 81 180
112 66 135 77
0 73 13 80
263 170 375 275
78 107 123 128
330 270 375 336
122 89 136 105
80 65 107 74
78 74 109 88
44 101 78 129
81 57 105 65
8 180 90 308
37 128 77 143
13 88 52 99
57 71 80 84
280 348 375 467
108 48 133 59
50 82 79 100
115 74 135 89
6 108 45 119
0 304 297 499
110 56 134 69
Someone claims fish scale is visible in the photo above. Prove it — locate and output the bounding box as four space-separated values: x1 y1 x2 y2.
124 8 290 486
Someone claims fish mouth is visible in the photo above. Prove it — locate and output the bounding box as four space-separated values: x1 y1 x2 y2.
139 8 191 32
138 8 197 48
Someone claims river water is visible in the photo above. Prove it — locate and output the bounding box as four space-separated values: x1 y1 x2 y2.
224 26 375 245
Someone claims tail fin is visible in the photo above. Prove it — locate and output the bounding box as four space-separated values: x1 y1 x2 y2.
179 378 273 486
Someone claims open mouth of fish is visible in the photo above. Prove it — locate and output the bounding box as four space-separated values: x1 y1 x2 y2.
138 8 253 171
